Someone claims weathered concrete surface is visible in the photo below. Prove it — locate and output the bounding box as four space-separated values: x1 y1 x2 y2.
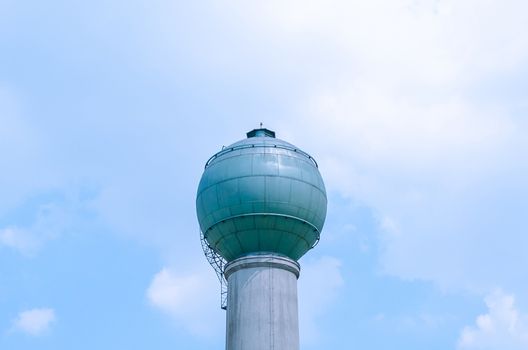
224 254 300 350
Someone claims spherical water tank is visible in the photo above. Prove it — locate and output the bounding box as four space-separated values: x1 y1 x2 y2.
196 128 327 262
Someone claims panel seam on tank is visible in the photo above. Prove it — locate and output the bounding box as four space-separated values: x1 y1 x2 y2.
203 213 321 238
209 227 314 261
197 174 326 196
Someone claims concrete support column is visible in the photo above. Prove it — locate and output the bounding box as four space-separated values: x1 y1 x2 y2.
224 254 300 350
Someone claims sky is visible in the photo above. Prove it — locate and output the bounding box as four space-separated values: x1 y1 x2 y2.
1 0 528 349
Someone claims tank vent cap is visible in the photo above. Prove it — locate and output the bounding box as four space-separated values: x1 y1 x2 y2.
246 128 275 138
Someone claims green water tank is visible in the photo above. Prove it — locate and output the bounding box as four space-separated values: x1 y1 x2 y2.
196 128 327 262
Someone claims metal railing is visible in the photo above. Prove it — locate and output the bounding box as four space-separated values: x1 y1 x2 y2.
204 143 318 169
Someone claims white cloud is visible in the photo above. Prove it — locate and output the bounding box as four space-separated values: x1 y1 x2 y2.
12 308 56 336
147 268 204 313
235 0 528 81
0 85 59 216
298 256 344 345
146 266 223 337
259 0 528 295
147 258 344 342
0 201 73 256
24 0 526 298
0 227 40 256
458 290 528 349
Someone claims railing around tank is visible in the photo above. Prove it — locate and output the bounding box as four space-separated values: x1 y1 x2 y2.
204 143 318 169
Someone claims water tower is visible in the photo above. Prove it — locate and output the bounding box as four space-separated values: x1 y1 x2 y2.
196 128 327 350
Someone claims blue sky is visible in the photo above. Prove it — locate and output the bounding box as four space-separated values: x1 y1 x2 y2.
1 0 528 349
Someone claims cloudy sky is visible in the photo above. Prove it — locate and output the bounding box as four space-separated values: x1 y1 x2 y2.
1 0 527 349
